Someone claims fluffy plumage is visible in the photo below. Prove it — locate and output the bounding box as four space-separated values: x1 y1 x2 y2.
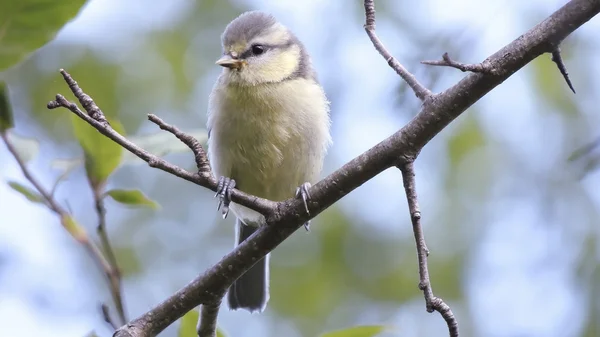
207 10 331 312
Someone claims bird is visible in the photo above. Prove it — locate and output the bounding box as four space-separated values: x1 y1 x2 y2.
206 10 332 312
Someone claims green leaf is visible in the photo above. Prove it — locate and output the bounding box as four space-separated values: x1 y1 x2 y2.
71 115 124 185
0 81 14 131
7 180 44 203
319 325 388 337
178 309 199 337
122 129 208 164
106 189 159 209
61 214 87 242
0 0 87 72
5 131 40 162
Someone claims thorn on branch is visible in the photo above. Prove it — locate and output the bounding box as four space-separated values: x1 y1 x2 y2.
550 48 576 94
422 52 499 75
363 0 432 101
398 162 459 337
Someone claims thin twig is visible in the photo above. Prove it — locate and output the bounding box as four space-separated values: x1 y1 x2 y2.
60 69 108 124
196 300 222 337
47 70 275 216
1 132 63 213
421 52 499 75
101 303 119 331
0 130 120 329
399 162 458 337
93 184 127 325
550 48 576 93
363 0 432 101
147 114 212 176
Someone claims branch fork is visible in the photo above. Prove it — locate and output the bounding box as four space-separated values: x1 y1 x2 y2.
40 0 599 336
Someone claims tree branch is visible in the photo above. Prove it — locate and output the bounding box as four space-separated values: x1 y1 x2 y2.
147 114 211 175
0 129 125 329
399 162 458 336
93 183 127 325
47 78 276 216
43 0 599 336
102 303 120 331
363 0 432 101
196 300 222 337
421 52 499 75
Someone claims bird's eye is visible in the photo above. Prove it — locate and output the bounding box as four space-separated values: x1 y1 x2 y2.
251 44 265 55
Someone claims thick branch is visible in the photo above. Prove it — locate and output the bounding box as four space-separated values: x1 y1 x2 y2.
44 0 599 336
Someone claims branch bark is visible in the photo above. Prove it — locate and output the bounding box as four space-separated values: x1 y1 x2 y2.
42 0 599 336
399 162 459 336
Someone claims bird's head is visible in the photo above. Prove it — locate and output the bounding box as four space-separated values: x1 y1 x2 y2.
217 11 313 86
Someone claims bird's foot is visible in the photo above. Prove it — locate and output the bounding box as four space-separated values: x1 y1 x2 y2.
215 176 236 219
295 182 312 232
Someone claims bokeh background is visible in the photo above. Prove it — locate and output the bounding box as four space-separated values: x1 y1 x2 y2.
2 0 600 336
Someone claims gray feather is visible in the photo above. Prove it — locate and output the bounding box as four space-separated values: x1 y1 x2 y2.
222 11 277 47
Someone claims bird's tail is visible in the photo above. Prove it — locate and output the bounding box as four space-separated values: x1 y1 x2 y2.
227 219 269 312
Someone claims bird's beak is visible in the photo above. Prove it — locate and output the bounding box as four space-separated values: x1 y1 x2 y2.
216 55 244 69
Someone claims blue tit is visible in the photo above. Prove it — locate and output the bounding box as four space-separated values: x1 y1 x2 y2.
207 11 332 312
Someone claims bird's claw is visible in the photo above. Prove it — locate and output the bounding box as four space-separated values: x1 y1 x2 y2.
295 182 312 232
215 176 236 219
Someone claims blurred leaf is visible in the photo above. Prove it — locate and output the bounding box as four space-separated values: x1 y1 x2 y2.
319 325 388 337
112 245 142 277
61 214 87 242
71 115 124 185
0 81 14 131
122 129 208 164
178 309 198 337
50 158 82 195
0 0 87 71
447 115 486 168
28 54 124 142
51 157 83 172
5 131 40 162
7 180 44 203
272 207 350 335
106 189 159 209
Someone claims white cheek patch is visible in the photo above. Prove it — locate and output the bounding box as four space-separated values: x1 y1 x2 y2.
255 45 300 83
